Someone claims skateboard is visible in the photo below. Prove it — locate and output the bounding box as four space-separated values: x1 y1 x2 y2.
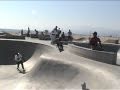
17 68 26 74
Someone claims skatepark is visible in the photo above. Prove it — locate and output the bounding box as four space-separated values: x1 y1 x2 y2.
1 1 120 89
0 38 120 90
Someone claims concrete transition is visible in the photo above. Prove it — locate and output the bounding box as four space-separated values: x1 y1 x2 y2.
0 39 120 90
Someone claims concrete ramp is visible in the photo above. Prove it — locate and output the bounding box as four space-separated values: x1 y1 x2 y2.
0 40 52 65
15 49 120 90
26 60 79 89
0 40 37 65
1 40 120 90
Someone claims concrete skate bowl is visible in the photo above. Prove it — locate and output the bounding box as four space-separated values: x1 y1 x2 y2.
1 40 120 90
0 40 52 65
68 42 120 65
15 44 120 90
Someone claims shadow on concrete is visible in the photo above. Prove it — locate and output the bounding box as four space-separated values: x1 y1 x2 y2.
30 60 79 83
0 40 37 65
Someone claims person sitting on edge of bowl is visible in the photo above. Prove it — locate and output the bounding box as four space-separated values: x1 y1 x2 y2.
89 31 102 50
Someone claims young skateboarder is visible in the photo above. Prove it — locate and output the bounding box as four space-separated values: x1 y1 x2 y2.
14 52 25 72
56 37 64 52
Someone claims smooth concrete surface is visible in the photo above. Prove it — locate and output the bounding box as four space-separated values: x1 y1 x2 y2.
0 39 120 90
68 44 117 65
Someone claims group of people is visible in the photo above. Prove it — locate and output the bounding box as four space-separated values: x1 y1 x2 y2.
50 26 73 52
50 26 103 52
15 29 103 73
68 29 73 41
50 26 65 52
50 26 73 44
51 26 63 44
21 27 39 37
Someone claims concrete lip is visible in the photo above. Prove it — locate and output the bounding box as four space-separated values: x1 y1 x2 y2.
70 42 120 65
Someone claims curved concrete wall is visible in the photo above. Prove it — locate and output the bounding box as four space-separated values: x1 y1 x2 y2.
0 35 25 39
73 42 120 52
68 42 120 65
0 40 52 65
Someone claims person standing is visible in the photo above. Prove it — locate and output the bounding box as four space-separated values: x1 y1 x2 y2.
27 27 30 37
21 29 23 36
50 26 58 44
35 29 39 38
68 29 72 41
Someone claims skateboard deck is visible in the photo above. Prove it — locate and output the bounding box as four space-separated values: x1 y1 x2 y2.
17 68 26 74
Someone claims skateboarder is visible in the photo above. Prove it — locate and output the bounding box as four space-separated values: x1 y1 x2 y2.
56 37 64 52
14 52 25 72
89 32 102 50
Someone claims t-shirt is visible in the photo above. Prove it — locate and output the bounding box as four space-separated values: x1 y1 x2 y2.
14 54 22 62
18 54 22 61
